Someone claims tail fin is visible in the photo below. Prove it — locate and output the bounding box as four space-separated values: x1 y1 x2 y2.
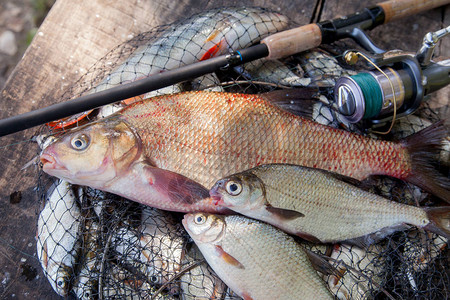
424 207 450 239
402 121 450 203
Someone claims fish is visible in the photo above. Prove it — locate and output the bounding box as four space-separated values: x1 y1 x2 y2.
324 243 387 300
180 243 235 300
234 58 312 87
36 180 81 296
111 206 186 293
72 219 101 300
102 262 176 299
400 229 448 291
50 7 288 128
209 163 450 244
182 213 334 300
40 90 450 203
40 117 228 213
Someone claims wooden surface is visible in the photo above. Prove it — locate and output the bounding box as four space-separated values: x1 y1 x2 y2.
0 0 448 298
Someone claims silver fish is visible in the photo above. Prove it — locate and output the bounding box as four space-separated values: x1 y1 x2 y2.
73 220 101 300
183 213 333 300
325 243 387 300
234 58 312 87
210 164 450 244
37 180 81 296
91 7 288 96
180 243 232 300
111 206 186 291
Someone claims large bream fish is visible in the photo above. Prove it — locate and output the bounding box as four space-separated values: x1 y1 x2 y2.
209 164 450 244
182 213 333 300
40 91 450 209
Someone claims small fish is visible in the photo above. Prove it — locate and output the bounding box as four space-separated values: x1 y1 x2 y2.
40 91 450 204
209 164 450 244
111 206 186 294
400 229 448 291
36 180 81 296
182 213 333 300
72 220 101 300
180 243 234 300
234 58 312 87
325 243 387 300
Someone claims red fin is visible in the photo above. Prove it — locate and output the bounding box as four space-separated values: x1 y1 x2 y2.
424 207 450 239
241 292 254 300
200 39 226 61
215 245 244 269
46 110 93 129
402 121 450 203
266 204 304 220
144 166 210 205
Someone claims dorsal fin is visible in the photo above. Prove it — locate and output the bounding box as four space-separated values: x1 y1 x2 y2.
260 88 320 118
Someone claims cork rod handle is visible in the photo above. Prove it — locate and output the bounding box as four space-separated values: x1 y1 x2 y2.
378 0 450 23
262 0 450 60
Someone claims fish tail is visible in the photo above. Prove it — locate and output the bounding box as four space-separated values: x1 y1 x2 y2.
402 121 450 203
424 206 450 239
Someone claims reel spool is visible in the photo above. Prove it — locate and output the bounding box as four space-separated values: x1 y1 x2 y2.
334 25 450 127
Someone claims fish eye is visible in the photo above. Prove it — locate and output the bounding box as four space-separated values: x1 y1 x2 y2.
194 214 207 225
225 180 242 196
70 134 90 151
150 275 159 283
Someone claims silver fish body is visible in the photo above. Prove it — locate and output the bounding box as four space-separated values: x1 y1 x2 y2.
91 7 288 95
37 180 81 296
325 243 387 300
183 213 333 300
180 243 236 300
111 206 186 290
210 164 450 244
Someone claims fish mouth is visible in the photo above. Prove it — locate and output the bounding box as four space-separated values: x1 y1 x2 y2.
40 153 67 171
181 214 192 231
209 187 224 206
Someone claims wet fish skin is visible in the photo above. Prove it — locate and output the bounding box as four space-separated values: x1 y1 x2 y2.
182 213 333 300
92 7 288 95
325 243 387 300
41 91 450 203
40 117 227 213
209 164 450 244
180 243 233 300
37 180 81 296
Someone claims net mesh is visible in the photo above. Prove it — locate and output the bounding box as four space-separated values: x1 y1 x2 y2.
34 6 449 299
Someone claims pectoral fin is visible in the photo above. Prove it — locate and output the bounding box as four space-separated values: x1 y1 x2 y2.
304 248 340 277
265 203 304 220
215 245 244 269
143 166 210 204
200 39 226 61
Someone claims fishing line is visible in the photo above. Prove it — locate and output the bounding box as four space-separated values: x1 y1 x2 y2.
0 236 38 261
0 138 36 150
353 51 397 135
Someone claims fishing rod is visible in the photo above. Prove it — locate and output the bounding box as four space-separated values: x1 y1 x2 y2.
0 0 449 137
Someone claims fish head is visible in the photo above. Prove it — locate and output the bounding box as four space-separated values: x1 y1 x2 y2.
182 213 226 244
47 264 72 296
40 117 142 187
209 172 265 211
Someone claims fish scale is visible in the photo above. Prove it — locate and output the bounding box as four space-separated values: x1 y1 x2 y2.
210 164 445 244
122 91 411 188
183 213 333 299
